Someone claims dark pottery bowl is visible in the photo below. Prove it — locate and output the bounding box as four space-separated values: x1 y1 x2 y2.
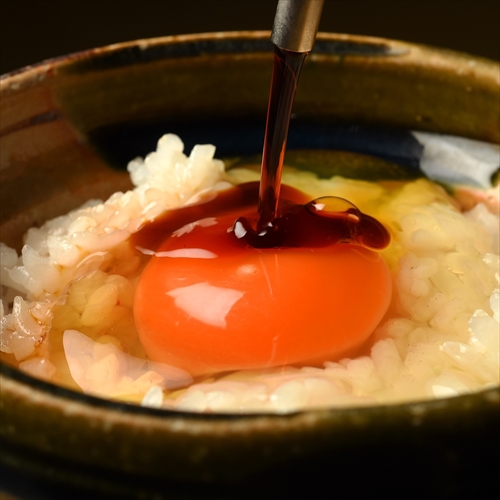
1 32 499 499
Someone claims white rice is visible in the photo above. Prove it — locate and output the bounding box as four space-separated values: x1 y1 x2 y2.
0 133 498 413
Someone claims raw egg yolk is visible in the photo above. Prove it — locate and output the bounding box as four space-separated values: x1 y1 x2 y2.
133 211 392 377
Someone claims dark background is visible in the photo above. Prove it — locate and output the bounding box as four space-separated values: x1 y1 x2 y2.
0 0 499 75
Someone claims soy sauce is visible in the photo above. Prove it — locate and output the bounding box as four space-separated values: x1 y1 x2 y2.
256 47 307 232
131 182 390 253
131 46 390 253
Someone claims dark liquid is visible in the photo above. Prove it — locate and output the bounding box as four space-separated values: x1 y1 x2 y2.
256 47 307 233
131 46 390 253
131 182 390 253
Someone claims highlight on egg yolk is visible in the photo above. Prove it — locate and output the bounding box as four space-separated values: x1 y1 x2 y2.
133 211 392 377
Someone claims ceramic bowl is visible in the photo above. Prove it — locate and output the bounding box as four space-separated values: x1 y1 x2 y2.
1 32 499 499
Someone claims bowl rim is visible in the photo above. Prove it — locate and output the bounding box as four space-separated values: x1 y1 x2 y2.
2 30 498 84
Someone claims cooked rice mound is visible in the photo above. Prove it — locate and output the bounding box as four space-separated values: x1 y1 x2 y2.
0 134 498 413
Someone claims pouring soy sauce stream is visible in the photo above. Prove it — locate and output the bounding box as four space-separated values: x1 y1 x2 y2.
235 0 326 247
258 0 324 230
231 0 389 249
134 0 389 253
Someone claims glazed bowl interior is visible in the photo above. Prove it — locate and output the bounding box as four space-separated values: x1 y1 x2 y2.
1 32 499 498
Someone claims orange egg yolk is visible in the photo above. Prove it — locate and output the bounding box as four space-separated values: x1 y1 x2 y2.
133 200 392 377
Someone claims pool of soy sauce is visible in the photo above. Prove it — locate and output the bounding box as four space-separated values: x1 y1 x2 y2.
131 181 391 252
